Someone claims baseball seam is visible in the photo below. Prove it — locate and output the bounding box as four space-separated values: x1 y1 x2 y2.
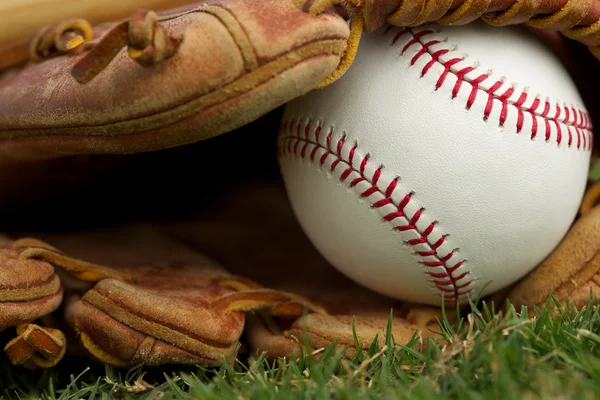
389 26 593 149
278 120 472 303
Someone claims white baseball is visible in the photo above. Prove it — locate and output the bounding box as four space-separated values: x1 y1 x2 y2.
277 21 593 306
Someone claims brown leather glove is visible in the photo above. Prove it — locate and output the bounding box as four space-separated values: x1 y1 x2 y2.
0 0 598 369
0 235 131 368
0 235 66 369
1 174 441 368
8 226 248 368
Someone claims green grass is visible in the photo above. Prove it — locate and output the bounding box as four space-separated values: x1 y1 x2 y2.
3 296 600 399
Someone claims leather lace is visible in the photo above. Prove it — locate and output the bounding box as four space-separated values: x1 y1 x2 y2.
309 0 599 87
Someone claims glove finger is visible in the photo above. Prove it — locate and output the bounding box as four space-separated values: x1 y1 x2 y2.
245 312 437 361
16 224 245 367
0 240 63 332
0 0 348 162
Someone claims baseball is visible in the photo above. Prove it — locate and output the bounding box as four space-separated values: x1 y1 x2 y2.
277 21 593 306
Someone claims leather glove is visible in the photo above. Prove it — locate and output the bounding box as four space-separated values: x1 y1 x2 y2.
0 0 598 369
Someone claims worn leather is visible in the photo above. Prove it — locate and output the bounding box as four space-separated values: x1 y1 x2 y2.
4 324 66 369
0 0 348 162
331 0 600 62
0 0 597 369
0 231 135 368
13 225 246 367
370 0 600 30
0 176 439 366
0 241 63 333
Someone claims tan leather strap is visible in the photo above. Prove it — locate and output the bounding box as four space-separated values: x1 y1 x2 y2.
4 324 66 369
382 0 600 30
563 17 600 46
528 0 594 30
409 0 455 26
13 238 134 283
0 19 92 71
72 9 184 83
310 0 600 86
481 0 543 26
439 0 493 26
213 276 329 316
386 0 428 26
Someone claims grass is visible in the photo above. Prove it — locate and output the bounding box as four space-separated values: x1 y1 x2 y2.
2 296 600 399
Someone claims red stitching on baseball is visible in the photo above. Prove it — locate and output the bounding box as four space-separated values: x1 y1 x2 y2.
301 140 309 158
279 27 593 304
349 143 357 165
341 167 353 181
467 74 488 109
350 177 365 187
402 30 435 54
360 155 369 175
279 122 472 303
514 92 528 108
563 106 570 124
361 186 379 197
437 58 462 90
373 167 382 186
383 210 405 222
453 67 475 98
319 150 329 166
331 159 341 171
385 178 398 198
385 27 593 150
411 40 440 65
310 144 319 161
422 49 449 76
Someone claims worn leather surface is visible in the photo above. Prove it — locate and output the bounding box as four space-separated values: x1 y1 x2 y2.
0 0 598 368
0 0 348 161
0 243 63 333
12 225 245 367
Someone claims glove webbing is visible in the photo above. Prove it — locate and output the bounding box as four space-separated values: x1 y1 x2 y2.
311 0 600 87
